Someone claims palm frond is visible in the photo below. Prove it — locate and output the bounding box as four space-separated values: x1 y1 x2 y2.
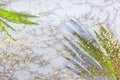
0 8 38 25
0 8 38 40
63 20 119 80
94 24 120 79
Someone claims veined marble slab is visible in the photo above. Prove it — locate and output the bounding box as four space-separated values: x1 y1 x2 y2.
0 0 120 80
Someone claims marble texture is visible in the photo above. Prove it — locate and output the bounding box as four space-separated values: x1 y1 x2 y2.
0 0 120 80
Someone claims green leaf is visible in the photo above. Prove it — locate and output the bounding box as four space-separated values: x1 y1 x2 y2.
0 8 39 40
0 21 15 41
12 11 39 18
0 18 15 31
94 30 116 80
77 42 102 68
0 8 38 25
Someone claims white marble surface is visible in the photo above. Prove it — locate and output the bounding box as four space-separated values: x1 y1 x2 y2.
0 0 120 80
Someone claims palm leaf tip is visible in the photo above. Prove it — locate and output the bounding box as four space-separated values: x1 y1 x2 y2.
0 18 16 31
0 21 15 41
13 12 39 18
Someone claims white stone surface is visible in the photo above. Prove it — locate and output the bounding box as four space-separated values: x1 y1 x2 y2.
28 63 39 72
0 0 120 80
15 71 30 80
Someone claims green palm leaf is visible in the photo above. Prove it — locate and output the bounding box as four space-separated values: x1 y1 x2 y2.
63 20 119 80
0 21 15 40
0 7 38 40
0 8 38 25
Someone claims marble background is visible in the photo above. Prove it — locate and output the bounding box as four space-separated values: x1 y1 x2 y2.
0 0 120 80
